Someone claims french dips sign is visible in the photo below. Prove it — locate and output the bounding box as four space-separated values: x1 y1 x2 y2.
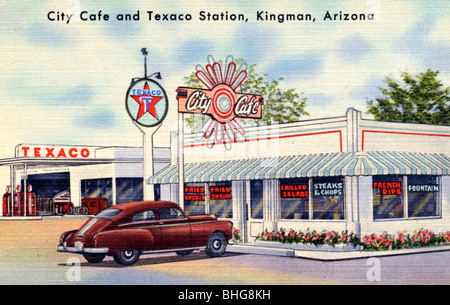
176 56 263 147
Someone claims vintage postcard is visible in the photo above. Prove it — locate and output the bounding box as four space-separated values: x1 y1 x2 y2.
0 0 449 293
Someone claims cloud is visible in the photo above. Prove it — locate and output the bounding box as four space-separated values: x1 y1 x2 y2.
233 26 281 62
348 75 387 102
175 39 216 64
25 23 72 47
306 92 335 108
335 35 371 63
6 81 94 107
73 109 116 129
395 15 450 71
266 52 325 81
56 85 95 106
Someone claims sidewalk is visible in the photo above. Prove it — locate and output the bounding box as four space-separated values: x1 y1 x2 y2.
227 242 450 261
0 215 90 220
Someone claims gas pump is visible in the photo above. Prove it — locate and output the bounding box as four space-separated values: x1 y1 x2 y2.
14 192 24 216
25 185 36 216
2 186 11 216
3 185 37 216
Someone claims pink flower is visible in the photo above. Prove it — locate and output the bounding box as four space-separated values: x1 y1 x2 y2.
444 232 450 242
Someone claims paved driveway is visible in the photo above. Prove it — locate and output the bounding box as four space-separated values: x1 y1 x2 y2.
0 219 448 285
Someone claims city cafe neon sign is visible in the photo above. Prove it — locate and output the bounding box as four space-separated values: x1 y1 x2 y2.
176 55 263 147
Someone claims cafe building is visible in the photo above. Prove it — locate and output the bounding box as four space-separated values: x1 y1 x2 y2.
148 108 450 242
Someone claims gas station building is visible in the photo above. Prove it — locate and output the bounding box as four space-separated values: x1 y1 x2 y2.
0 144 169 217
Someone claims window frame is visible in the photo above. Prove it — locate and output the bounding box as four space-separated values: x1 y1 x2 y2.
131 209 156 223
406 175 442 219
278 176 346 221
372 175 442 221
157 207 187 220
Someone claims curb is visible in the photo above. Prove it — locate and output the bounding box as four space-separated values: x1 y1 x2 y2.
228 243 450 261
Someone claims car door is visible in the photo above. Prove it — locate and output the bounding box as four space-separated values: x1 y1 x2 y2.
157 207 192 250
118 209 162 250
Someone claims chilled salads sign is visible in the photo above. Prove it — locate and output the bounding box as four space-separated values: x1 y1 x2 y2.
280 184 309 198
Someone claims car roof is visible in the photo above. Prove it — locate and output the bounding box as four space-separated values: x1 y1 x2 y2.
109 201 180 217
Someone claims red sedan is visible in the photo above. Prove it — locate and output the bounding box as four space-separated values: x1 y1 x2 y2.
57 201 233 266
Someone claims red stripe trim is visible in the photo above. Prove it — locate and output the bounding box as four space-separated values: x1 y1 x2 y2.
362 129 450 151
185 130 343 152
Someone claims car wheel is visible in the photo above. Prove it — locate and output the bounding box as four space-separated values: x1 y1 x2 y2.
176 250 194 256
205 232 227 257
113 250 140 266
82 253 106 263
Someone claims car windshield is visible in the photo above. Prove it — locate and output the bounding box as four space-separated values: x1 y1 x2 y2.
95 208 122 219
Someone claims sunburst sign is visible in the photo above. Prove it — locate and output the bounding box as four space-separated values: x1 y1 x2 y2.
177 55 264 148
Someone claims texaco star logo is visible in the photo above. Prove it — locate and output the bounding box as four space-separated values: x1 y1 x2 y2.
125 78 168 127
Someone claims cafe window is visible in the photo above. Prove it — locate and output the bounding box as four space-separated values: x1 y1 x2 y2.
209 182 233 218
372 175 403 219
250 180 263 219
407 176 440 218
183 183 206 216
279 178 309 219
312 176 345 220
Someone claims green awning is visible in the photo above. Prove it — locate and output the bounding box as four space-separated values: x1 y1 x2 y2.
148 151 450 184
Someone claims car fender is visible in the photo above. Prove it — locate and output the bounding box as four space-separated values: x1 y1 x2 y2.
208 220 234 240
94 229 155 254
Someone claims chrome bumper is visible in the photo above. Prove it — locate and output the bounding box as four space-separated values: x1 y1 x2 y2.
57 242 108 254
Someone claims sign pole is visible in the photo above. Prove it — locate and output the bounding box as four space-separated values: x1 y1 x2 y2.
125 48 169 202
178 112 185 209
133 121 162 201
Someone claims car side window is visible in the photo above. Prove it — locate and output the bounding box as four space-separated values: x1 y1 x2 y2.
158 207 185 220
132 210 156 222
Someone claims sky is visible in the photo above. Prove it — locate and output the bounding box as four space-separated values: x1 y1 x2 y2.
0 0 449 158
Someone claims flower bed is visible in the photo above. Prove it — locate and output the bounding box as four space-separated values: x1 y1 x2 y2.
255 228 450 251
232 228 241 243
362 229 450 251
